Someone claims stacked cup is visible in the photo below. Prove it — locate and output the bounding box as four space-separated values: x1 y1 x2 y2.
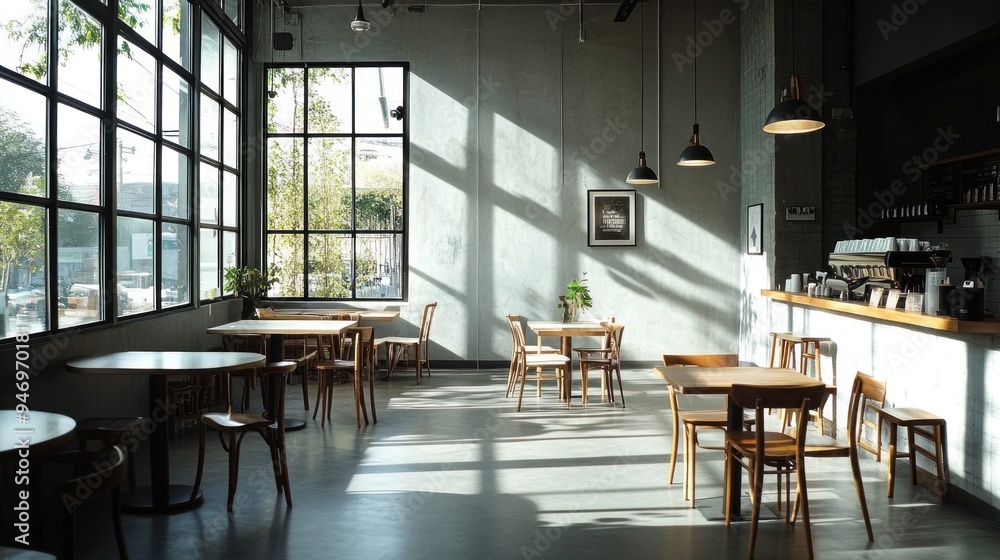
786 274 802 293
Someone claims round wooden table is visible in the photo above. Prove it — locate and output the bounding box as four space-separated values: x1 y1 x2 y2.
65 351 265 513
0 410 76 460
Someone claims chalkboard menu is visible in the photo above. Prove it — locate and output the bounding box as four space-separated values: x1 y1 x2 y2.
924 163 959 203
924 152 1000 204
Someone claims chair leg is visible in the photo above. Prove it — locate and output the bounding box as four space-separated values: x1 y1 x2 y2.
277 433 292 507
300 365 310 411
368 352 378 424
516 363 528 412
724 444 734 526
907 426 918 485
850 444 875 541
797 464 814 559
668 414 680 486
580 364 588 408
265 429 283 493
226 433 242 512
887 422 898 498
613 365 625 408
687 426 697 508
936 424 949 503
312 372 324 421
748 454 765 560
111 488 127 559
415 344 424 382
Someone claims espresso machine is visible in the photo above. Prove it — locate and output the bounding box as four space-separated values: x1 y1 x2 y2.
828 248 953 301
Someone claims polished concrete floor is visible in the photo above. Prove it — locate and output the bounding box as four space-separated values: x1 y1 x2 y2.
68 367 1000 559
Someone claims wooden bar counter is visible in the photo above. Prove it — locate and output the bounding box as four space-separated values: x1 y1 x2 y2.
762 290 1000 334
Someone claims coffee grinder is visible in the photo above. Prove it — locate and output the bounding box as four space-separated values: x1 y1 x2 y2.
947 256 994 320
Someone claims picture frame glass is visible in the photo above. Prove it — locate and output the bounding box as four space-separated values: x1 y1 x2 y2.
747 204 763 255
588 190 636 246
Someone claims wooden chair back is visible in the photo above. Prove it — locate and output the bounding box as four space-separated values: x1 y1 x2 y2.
603 323 625 362
46 444 129 559
848 372 887 457
662 354 738 367
418 302 437 346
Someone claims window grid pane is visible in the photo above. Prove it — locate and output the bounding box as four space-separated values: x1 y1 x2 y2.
265 64 406 301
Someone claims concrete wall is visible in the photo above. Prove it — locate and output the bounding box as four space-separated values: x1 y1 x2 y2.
738 0 776 366
266 1 744 363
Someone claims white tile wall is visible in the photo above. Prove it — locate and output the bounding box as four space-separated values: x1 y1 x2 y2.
766 299 1000 509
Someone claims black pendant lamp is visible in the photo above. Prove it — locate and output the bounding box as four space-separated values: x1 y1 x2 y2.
677 0 715 167
763 0 824 134
351 0 371 32
626 3 658 185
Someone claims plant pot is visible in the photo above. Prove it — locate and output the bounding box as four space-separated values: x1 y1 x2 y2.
241 297 257 320
561 302 579 323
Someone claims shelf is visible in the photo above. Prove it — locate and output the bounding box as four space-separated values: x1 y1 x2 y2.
762 289 1000 334
873 212 953 233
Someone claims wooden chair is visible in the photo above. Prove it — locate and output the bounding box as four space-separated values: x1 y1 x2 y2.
38 444 129 559
313 327 375 428
510 318 570 411
375 302 437 383
784 371 883 543
255 309 325 411
75 416 143 489
661 353 742 508
876 406 949 503
575 322 625 407
770 332 836 436
167 375 216 434
191 361 298 512
725 384 827 560
504 314 558 398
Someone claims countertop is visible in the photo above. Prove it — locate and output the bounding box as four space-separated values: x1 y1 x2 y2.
762 289 1000 334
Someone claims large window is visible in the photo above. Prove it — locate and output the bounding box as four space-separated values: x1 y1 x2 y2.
264 64 406 300
0 0 243 339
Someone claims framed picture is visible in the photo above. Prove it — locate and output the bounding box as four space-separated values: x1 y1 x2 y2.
588 190 636 246
747 203 763 255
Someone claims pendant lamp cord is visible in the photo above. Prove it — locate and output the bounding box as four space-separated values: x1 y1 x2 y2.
692 0 697 122
791 0 796 74
639 2 644 152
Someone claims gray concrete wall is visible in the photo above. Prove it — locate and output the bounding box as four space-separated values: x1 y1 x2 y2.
267 1 744 362
1 2 746 420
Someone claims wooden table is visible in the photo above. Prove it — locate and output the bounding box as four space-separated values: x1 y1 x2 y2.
0 410 76 460
65 351 265 513
527 321 607 401
208 319 357 428
654 365 825 516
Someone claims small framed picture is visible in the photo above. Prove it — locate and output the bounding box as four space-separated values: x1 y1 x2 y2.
869 287 884 308
588 190 636 246
747 204 763 255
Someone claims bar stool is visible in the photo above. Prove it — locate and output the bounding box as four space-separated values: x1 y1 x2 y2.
769 333 835 435
876 406 949 503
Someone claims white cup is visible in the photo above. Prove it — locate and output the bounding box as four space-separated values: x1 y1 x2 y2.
787 275 802 292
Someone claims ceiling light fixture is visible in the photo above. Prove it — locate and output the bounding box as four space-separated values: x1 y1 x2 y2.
763 0 824 134
677 0 715 166
351 0 371 32
626 3 658 185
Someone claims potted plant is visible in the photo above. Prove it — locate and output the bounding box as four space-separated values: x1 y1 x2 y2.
558 273 593 322
224 265 279 319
